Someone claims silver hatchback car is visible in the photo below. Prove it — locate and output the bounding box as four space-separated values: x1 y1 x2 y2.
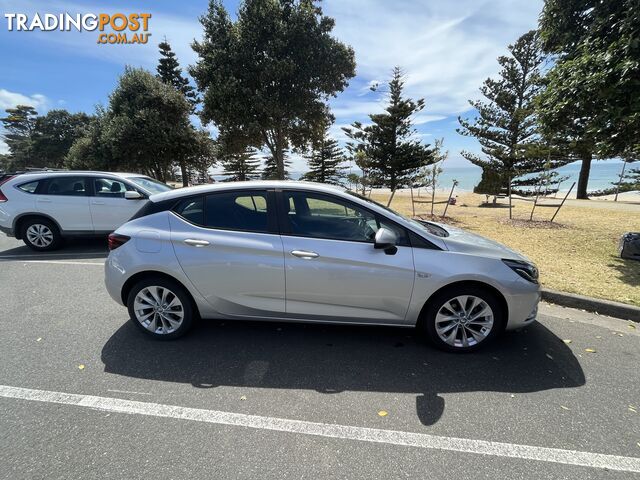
105 181 540 352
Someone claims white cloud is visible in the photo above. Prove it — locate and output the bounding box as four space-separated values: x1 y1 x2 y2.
0 141 8 155
325 0 543 117
0 89 49 111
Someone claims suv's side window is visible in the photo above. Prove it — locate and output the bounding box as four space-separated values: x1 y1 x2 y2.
17 181 39 193
204 190 273 233
42 177 88 196
283 191 408 245
93 178 136 198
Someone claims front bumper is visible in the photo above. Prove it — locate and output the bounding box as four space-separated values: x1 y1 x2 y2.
0 224 14 237
505 289 541 330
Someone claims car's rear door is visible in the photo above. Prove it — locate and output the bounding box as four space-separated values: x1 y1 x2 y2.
88 177 147 232
36 176 93 232
278 190 415 324
169 189 286 316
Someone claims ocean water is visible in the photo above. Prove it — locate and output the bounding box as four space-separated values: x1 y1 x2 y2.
421 160 634 192
237 160 633 192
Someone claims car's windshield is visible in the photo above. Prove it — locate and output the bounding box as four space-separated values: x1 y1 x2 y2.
128 177 173 194
345 190 449 237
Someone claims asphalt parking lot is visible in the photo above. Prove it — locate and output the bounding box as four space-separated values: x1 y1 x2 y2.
0 234 639 479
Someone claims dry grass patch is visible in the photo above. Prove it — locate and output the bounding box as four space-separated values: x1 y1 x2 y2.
371 192 640 307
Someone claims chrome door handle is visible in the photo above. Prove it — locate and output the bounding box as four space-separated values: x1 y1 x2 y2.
36 198 52 203
291 250 319 259
91 201 105 205
184 239 210 247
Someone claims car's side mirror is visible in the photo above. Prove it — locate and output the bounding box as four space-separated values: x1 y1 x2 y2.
374 227 398 254
125 191 143 200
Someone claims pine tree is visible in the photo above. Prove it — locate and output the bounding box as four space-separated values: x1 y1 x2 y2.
262 155 292 180
301 125 346 184
457 31 570 208
157 39 200 185
0 105 38 170
157 40 198 108
221 148 261 181
343 67 434 206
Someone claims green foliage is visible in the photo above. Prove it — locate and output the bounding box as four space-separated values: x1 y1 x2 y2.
68 68 215 181
343 67 434 204
157 39 198 109
539 0 640 160
458 31 567 197
190 0 356 179
0 105 38 171
221 147 261 181
31 110 91 168
301 123 346 184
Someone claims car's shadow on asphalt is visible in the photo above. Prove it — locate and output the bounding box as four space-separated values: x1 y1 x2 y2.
101 319 585 426
0 237 108 260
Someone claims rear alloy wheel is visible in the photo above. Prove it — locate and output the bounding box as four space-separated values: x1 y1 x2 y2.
127 277 195 339
422 287 504 352
21 218 62 251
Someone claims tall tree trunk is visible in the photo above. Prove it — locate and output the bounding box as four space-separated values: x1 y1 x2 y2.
180 161 189 187
275 143 285 180
386 188 396 207
576 155 592 200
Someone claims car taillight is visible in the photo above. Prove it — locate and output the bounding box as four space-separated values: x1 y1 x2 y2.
0 175 15 202
108 233 130 251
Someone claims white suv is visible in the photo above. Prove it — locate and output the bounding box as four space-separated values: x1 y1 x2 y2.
0 171 172 250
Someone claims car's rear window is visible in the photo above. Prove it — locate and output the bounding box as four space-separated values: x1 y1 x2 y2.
17 180 39 193
173 197 204 225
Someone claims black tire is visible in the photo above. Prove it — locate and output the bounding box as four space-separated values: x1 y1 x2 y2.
21 217 62 251
127 276 195 340
420 285 505 353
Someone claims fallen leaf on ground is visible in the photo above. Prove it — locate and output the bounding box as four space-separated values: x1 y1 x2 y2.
545 353 554 360
36 338 42 342
562 339 572 344
629 407 637 413
560 405 570 411
78 364 85 370
240 395 247 401
378 410 388 417
629 324 636 330
585 348 596 353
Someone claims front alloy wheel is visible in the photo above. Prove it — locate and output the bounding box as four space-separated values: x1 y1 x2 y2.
435 295 494 348
422 287 504 352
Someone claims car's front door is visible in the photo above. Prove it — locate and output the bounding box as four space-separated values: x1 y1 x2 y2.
89 177 147 232
169 189 286 317
36 176 92 232
279 190 415 324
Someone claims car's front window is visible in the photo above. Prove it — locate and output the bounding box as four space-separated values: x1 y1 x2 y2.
128 177 172 194
345 190 449 237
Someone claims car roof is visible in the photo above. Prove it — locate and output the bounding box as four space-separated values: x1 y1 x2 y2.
8 171 145 181
149 180 345 202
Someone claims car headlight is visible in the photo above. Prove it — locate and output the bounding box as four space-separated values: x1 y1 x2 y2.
502 259 539 284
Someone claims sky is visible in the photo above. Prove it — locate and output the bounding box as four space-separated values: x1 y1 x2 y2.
0 0 544 171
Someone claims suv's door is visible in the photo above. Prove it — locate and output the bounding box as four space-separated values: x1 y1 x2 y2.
36 176 93 232
169 189 286 316
89 177 147 232
279 190 415 324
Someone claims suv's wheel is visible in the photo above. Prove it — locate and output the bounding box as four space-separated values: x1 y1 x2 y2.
421 286 505 352
127 277 195 340
21 218 62 251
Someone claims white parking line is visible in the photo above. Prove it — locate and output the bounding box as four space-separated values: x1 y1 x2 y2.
0 252 106 259
17 260 105 266
1 384 639 473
